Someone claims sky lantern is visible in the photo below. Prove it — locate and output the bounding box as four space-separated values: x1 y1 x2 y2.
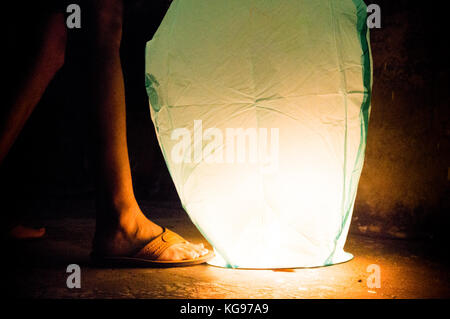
145 0 372 268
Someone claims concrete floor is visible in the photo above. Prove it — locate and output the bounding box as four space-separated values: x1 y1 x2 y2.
5 200 450 299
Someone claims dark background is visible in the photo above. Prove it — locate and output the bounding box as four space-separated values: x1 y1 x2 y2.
1 1 449 247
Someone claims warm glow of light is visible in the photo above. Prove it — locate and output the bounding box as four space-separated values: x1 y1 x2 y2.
145 0 371 268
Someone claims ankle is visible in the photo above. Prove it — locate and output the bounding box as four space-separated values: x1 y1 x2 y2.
95 199 137 228
97 191 137 213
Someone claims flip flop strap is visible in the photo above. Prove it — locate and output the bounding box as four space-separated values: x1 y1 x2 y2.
134 228 187 260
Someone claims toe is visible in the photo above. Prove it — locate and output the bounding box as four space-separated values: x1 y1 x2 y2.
192 243 208 256
158 242 209 261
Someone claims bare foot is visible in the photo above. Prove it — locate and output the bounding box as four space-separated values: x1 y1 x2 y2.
92 203 209 261
8 225 46 240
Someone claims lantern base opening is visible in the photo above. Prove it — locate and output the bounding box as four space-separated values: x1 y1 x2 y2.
207 249 354 269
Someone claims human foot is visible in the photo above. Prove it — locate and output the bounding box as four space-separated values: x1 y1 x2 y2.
8 224 46 240
92 204 209 262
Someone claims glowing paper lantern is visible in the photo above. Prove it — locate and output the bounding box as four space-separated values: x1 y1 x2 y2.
145 0 372 268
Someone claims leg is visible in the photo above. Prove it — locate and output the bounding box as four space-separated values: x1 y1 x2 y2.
89 0 208 261
0 12 66 165
0 11 66 239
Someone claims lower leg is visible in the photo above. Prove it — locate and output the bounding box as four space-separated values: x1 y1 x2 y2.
0 12 66 238
0 13 66 165
89 0 207 260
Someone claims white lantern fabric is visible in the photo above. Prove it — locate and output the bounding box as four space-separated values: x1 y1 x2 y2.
145 0 372 268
